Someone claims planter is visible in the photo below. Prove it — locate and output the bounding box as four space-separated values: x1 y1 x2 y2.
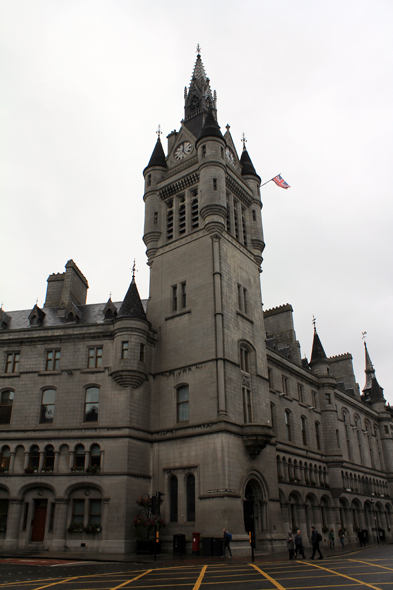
67 523 84 533
136 539 161 555
86 466 100 474
84 523 102 534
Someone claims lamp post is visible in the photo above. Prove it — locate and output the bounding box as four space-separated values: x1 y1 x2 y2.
371 500 379 545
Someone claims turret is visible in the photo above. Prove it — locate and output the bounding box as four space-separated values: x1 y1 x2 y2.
240 144 265 267
196 110 226 234
110 272 152 389
143 135 167 260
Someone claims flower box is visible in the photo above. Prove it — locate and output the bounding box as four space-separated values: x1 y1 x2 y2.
67 522 84 533
71 467 84 473
86 465 100 474
84 523 102 534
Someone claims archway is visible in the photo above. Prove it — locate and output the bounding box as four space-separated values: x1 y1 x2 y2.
244 476 267 547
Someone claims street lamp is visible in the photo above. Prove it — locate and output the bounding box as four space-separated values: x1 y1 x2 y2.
370 500 379 545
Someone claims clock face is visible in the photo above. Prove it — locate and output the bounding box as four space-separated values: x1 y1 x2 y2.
226 147 236 165
175 141 193 160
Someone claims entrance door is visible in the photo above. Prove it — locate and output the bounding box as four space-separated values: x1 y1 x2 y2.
31 500 47 542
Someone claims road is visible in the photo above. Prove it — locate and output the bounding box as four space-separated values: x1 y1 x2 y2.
0 545 392 589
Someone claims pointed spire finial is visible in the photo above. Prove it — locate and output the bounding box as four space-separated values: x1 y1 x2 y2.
362 331 367 340
132 259 136 281
36 298 39 306
109 291 112 300
226 124 230 132
196 43 202 56
241 132 247 150
156 124 162 140
312 315 317 332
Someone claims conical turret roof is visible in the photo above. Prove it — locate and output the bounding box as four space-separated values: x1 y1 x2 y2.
240 148 261 181
197 109 223 142
118 278 147 320
310 329 328 364
145 137 167 171
362 341 375 392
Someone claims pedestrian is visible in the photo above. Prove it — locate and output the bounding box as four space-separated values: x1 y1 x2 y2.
329 528 335 550
222 528 232 558
357 529 366 547
338 527 345 548
287 530 295 559
294 529 306 558
310 526 323 560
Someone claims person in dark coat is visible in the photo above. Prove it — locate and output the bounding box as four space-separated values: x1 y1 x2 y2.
222 528 232 557
310 526 323 559
295 529 306 558
287 530 295 559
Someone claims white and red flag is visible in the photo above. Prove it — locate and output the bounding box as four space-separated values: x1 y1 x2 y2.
272 174 290 189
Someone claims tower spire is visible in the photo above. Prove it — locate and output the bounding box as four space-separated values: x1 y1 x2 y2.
183 49 217 137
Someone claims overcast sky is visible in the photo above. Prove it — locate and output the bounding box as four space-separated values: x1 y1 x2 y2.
1 1 392 404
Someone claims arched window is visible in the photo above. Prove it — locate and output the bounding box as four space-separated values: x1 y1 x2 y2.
40 389 55 423
177 385 189 422
240 344 253 424
0 446 10 470
0 390 14 424
90 444 101 467
270 403 276 432
315 422 321 450
85 387 99 422
285 410 292 441
44 445 54 470
240 347 249 373
29 445 39 470
301 416 307 446
186 474 195 521
169 476 178 522
74 444 85 469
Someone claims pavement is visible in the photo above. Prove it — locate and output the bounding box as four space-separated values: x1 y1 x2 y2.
0 542 383 566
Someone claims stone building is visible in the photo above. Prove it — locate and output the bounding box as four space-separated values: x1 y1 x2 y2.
1 51 392 555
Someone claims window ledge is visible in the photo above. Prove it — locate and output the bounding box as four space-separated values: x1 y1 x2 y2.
1 373 20 378
38 370 62 376
81 368 105 374
236 310 254 324
165 309 191 321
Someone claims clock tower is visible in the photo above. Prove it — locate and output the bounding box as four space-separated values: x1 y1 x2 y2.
142 49 278 540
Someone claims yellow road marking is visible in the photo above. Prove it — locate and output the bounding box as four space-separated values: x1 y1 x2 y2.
250 563 287 590
110 569 152 590
349 559 393 572
33 577 79 590
302 560 383 590
193 565 208 590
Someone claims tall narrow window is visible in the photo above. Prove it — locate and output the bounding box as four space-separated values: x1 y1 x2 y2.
85 387 99 422
237 284 242 310
270 403 276 432
88 347 102 369
90 444 101 467
178 195 186 235
0 391 14 424
121 341 129 359
213 178 217 190
139 343 145 362
154 211 158 225
241 206 247 247
226 199 231 233
172 285 178 312
72 499 85 524
44 445 55 469
234 200 239 240
147 174 152 187
191 191 199 229
301 416 307 446
177 385 189 422
282 376 289 395
311 390 317 408
40 389 55 423
45 350 60 371
240 347 249 373
298 383 304 403
0 446 10 470
74 445 85 469
252 210 256 221
0 499 9 530
169 476 178 522
186 474 195 521
181 282 186 308
243 288 248 315
29 445 39 470
268 368 274 390
315 422 321 450
166 199 174 241
89 499 102 525
5 352 20 373
243 387 252 423
285 410 292 441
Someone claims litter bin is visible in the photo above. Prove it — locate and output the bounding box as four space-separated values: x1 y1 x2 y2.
173 534 186 555
212 537 223 557
192 532 201 555
202 537 213 556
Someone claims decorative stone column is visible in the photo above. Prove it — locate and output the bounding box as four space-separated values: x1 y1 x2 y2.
23 452 29 470
84 451 90 471
3 499 23 550
54 451 60 473
69 451 75 470
211 234 226 415
100 450 105 471
50 499 69 551
9 452 15 474
38 452 45 472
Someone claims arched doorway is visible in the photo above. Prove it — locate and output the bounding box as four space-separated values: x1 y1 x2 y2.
244 477 267 547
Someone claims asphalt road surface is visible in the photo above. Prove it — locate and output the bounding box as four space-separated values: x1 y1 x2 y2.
0 545 392 590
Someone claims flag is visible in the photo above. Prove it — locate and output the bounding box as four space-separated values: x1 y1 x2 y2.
272 174 290 189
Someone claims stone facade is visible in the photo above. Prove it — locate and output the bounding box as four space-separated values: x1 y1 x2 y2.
1 52 392 555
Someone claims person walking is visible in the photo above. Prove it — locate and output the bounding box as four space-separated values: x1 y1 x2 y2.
294 529 306 558
287 530 295 559
222 528 232 558
310 526 323 559
329 528 335 550
338 527 345 548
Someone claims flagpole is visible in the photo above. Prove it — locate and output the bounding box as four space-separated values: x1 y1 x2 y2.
261 173 281 187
